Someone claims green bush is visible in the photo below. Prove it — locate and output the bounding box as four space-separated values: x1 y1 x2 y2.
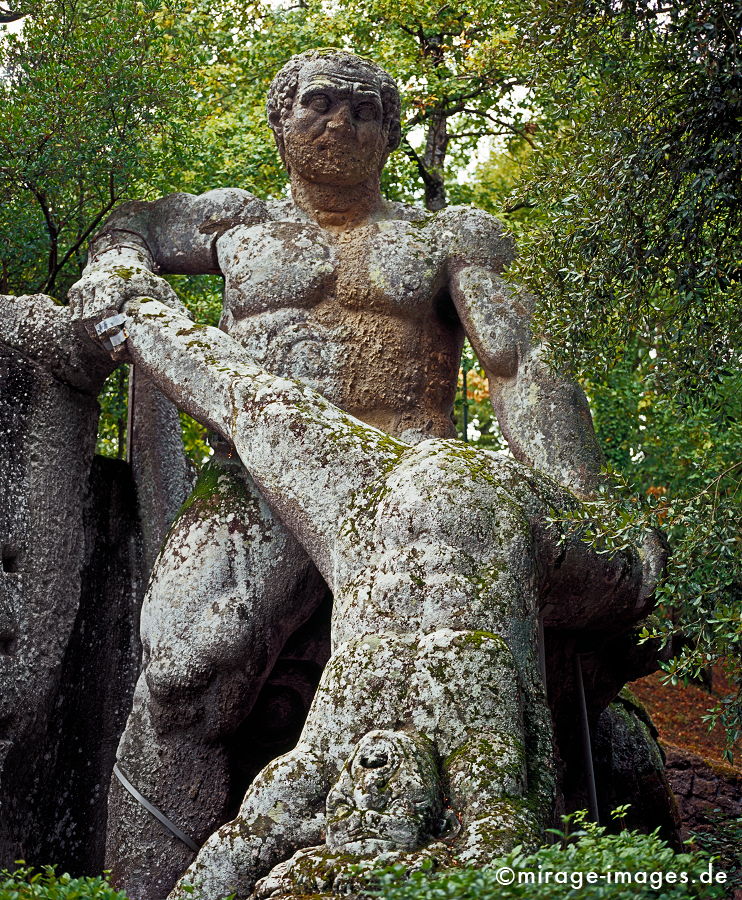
0 866 127 900
2 816 735 900
690 815 742 893
375 815 729 899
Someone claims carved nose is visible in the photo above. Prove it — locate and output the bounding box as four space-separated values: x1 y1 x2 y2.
327 106 354 133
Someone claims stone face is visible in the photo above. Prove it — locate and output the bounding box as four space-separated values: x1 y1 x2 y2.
325 730 443 854
251 730 451 899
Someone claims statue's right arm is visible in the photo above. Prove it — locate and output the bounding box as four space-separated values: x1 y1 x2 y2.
68 188 267 322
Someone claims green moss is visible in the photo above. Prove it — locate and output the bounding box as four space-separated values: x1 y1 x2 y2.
410 214 435 229
179 459 221 511
111 265 137 280
445 734 527 786
162 458 253 550
460 630 504 650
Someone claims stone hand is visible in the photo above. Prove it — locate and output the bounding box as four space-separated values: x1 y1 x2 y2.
637 527 669 608
94 312 131 360
68 266 188 352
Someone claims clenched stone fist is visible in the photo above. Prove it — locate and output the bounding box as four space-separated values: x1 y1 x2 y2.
68 266 189 359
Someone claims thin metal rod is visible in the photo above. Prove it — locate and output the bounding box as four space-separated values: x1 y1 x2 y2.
126 363 135 463
462 366 469 442
575 654 599 822
537 615 547 697
113 763 199 852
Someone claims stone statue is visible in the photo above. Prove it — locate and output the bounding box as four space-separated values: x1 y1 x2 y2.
65 49 623 899
86 296 661 900
252 730 452 899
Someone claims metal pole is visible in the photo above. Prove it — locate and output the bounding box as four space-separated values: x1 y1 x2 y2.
126 364 135 464
537 615 547 695
575 653 599 822
462 365 469 442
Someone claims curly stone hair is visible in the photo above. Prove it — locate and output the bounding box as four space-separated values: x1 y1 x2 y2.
266 50 402 164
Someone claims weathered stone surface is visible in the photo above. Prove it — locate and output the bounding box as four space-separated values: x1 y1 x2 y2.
128 369 195 577
104 452 329 898
324 731 444 854
252 729 453 899
34 456 143 872
90 297 662 900
592 692 682 846
63 50 665 900
0 296 143 869
664 745 742 833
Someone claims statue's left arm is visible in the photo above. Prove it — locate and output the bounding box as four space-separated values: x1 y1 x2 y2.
445 207 604 498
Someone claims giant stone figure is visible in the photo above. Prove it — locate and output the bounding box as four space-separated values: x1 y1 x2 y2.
91 294 662 900
1 48 668 900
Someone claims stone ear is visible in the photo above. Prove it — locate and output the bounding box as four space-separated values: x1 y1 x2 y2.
268 109 287 166
267 107 283 132
387 120 402 153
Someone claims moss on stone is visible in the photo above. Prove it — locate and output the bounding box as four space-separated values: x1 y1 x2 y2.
163 458 252 548
112 266 136 280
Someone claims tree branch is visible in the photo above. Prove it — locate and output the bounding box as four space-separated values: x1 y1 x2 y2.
54 195 121 284
400 135 439 192
24 182 59 293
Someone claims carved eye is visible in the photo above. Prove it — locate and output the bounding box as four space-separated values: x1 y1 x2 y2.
308 94 331 113
355 103 378 122
328 799 352 817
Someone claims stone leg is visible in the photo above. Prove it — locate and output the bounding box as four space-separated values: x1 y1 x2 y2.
105 456 327 900
407 629 555 865
170 742 328 900
172 633 421 900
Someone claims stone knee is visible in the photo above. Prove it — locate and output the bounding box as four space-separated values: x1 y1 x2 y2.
142 596 273 739
138 458 321 739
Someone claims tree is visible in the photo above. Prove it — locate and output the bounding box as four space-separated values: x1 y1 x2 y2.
496 0 742 753
0 0 195 298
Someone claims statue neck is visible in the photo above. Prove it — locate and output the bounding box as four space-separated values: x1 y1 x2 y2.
290 174 383 231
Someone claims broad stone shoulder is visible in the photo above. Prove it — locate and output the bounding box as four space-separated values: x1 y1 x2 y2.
151 188 268 236
428 205 516 272
264 196 306 223
383 200 429 224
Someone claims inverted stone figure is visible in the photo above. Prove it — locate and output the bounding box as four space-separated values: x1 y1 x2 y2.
252 730 449 899
89 297 659 900
324 730 444 855
67 50 661 899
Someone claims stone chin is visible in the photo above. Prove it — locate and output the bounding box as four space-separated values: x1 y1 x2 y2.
327 812 426 853
336 836 410 855
283 135 388 185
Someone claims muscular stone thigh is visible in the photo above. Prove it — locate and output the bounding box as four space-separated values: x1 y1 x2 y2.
140 454 326 737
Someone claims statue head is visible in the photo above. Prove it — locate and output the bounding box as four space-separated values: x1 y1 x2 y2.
267 50 402 186
325 730 443 855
